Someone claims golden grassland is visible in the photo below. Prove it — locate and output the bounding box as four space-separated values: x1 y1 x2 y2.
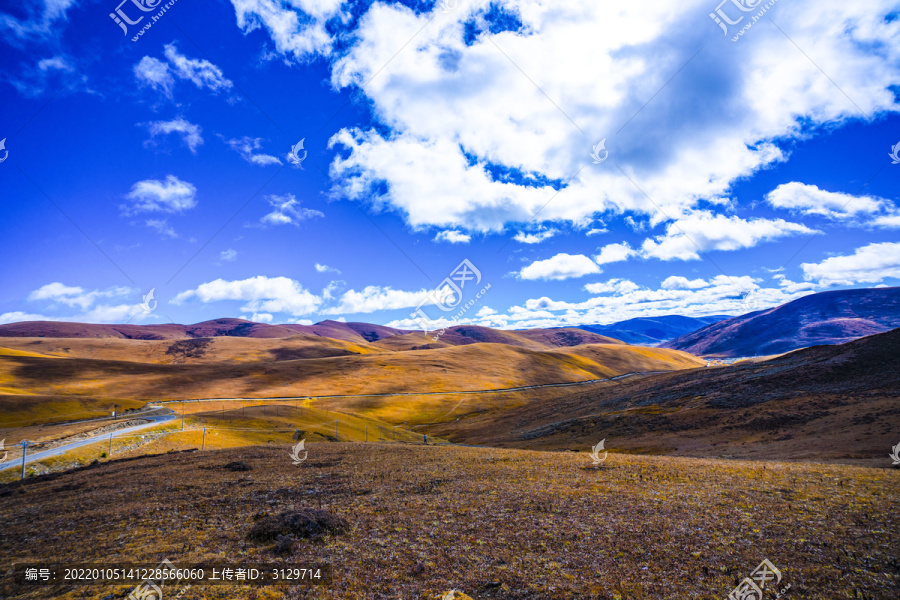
0 444 896 599
0 336 384 364
0 405 438 483
0 394 146 428
0 337 704 404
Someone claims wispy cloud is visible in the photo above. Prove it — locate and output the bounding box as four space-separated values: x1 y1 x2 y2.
122 175 198 214
135 43 233 97
144 118 204 153
259 194 324 227
434 230 471 244
224 136 281 166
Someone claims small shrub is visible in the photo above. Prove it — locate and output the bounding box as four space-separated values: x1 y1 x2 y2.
248 509 348 542
224 461 252 472
273 535 295 555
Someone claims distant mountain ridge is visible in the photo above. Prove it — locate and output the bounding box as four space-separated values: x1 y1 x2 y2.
0 318 407 345
0 319 623 351
662 287 900 357
575 315 732 345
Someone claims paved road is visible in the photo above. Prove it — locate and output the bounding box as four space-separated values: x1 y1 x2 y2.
0 414 175 472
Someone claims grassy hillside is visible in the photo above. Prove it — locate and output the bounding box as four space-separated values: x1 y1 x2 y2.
0 340 703 403
663 287 900 357
437 329 900 465
0 444 895 599
0 335 384 364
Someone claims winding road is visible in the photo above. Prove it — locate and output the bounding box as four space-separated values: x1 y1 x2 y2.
0 414 175 472
0 371 667 472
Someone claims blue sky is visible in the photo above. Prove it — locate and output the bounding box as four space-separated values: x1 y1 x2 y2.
1 0 899 330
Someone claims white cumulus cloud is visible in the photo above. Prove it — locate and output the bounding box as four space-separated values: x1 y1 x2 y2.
640 213 815 261
434 230 472 244
766 182 896 222
520 253 601 280
123 175 197 214
801 242 900 286
172 275 322 316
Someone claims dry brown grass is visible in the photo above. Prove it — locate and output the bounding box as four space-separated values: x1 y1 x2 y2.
0 444 896 599
0 394 146 428
0 337 703 406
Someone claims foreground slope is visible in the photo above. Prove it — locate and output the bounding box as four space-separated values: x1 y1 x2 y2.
438 329 900 464
0 444 895 599
662 286 900 357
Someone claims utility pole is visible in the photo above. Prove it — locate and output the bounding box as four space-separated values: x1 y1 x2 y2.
20 440 30 480
113 404 118 419
202 428 206 450
108 433 113 456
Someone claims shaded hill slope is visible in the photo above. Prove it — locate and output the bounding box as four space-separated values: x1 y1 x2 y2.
662 287 900 357
433 329 900 464
0 339 704 401
373 326 622 351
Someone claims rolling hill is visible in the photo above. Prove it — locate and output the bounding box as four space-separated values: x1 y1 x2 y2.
0 339 703 403
0 318 408 344
0 320 704 434
372 325 622 351
662 286 900 357
437 328 900 464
